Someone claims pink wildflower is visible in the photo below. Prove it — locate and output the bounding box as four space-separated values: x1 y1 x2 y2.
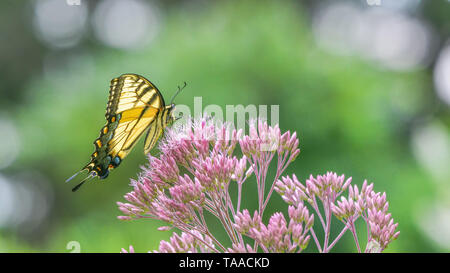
117 117 399 253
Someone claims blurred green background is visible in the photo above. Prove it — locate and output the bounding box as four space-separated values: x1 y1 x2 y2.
0 0 449 253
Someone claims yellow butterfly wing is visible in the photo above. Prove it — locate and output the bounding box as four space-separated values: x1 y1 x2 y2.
90 73 165 171
108 106 160 159
68 73 173 191
106 73 165 119
142 91 181 154
143 113 164 155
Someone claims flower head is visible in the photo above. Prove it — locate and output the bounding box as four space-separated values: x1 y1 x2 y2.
117 117 398 253
365 191 400 249
155 230 217 253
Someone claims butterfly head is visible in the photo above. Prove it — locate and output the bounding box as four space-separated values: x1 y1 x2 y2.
165 82 186 125
164 104 183 125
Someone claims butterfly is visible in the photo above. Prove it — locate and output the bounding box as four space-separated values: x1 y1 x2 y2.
66 73 184 192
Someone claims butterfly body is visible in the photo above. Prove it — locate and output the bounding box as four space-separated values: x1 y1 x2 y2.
68 74 182 191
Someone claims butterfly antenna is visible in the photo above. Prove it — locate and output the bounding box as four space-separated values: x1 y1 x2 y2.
71 172 96 192
170 81 187 104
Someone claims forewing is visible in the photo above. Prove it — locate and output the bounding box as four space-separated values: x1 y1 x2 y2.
106 74 165 119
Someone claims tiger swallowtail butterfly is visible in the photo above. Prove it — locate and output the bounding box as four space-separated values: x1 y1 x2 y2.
66 73 184 192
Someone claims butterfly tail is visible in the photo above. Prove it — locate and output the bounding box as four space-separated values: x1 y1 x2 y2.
71 172 96 192
65 170 83 183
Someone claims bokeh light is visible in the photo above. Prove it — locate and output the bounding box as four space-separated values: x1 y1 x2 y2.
32 0 88 49
416 201 450 249
92 0 161 50
0 116 20 170
312 2 360 56
411 121 450 182
0 173 52 234
434 43 450 105
368 10 432 70
376 0 421 12
313 2 433 71
0 175 15 228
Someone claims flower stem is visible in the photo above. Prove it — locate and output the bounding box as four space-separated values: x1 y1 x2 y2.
309 228 323 253
325 225 349 252
349 220 361 253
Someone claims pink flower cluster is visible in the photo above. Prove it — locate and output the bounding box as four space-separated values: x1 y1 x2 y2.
155 230 217 253
276 174 399 252
120 231 217 253
117 117 399 253
234 204 313 253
